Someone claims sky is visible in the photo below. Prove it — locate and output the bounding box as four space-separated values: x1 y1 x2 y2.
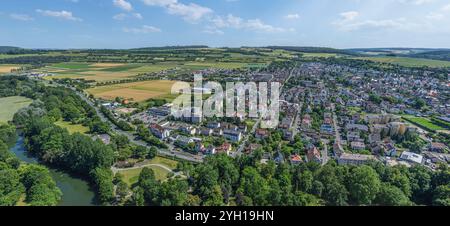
1 0 450 49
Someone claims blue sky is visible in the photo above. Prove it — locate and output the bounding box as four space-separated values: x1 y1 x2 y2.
1 0 450 49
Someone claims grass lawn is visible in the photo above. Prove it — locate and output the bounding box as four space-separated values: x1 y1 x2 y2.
0 96 32 123
354 56 450 68
147 156 179 169
402 116 446 132
54 120 90 134
86 80 178 102
121 165 171 186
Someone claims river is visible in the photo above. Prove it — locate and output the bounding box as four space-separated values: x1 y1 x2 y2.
10 135 97 206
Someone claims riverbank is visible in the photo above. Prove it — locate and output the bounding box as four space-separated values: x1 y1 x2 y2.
10 134 98 206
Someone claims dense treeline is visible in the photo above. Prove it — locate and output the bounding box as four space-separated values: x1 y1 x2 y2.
0 75 42 98
0 124 62 206
129 154 449 206
0 56 72 65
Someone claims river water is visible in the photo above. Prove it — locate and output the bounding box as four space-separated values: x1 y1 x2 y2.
10 135 97 206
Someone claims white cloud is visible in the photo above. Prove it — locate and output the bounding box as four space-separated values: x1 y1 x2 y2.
203 26 224 35
284 14 300 20
133 13 143 19
36 9 82 21
113 0 133 12
211 14 290 33
442 4 450 12
398 0 435 5
141 0 177 6
166 3 213 22
10 13 34 21
340 11 359 21
123 25 161 34
426 12 444 20
334 13 418 32
113 13 127 20
113 12 143 20
141 0 212 22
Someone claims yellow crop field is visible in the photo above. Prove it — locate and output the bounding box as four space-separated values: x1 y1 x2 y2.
86 80 178 102
0 65 20 74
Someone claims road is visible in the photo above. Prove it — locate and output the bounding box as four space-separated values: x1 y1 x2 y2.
331 103 342 145
320 139 330 165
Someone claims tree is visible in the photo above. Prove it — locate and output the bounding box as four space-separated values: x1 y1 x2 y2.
292 191 322 206
138 167 160 205
19 164 62 206
297 170 313 193
375 183 410 206
237 167 270 206
128 187 145 206
116 181 129 204
0 169 24 206
91 167 114 205
408 165 431 204
317 164 348 206
346 165 381 205
432 185 450 206
413 98 426 109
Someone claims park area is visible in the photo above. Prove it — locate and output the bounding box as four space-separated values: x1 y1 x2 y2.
0 96 32 123
54 120 90 134
118 157 180 186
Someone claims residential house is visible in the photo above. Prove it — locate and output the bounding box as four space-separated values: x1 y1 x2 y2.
338 153 377 165
399 151 424 165
216 143 232 155
223 129 242 142
290 154 303 165
351 141 366 151
255 129 270 140
150 123 170 139
306 146 322 163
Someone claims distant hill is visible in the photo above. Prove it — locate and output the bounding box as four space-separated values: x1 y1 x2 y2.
266 46 360 56
0 46 22 53
348 48 450 61
130 45 209 51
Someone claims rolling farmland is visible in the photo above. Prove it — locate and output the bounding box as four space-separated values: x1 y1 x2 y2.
86 80 178 102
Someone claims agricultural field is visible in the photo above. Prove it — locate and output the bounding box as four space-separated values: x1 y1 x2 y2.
86 80 178 102
354 56 450 68
402 116 446 132
41 61 264 82
0 64 21 74
42 62 162 82
54 120 90 134
0 96 32 123
301 53 339 58
183 62 264 69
